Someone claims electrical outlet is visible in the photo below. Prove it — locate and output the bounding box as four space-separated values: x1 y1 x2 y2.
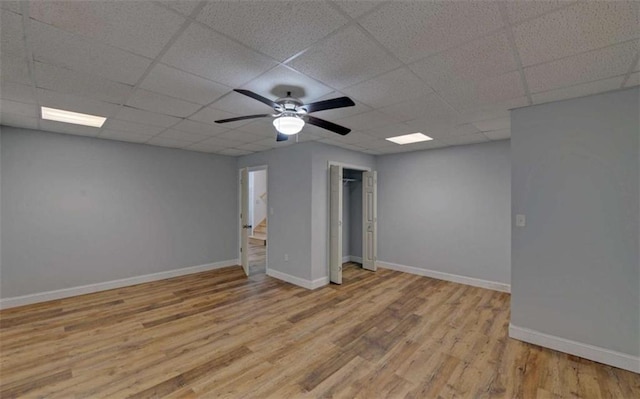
284 254 289 261
516 214 526 227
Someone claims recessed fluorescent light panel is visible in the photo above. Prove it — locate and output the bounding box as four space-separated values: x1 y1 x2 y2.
385 132 433 145
41 106 106 128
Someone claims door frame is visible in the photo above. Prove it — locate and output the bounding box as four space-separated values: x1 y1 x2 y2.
238 165 269 275
327 161 372 281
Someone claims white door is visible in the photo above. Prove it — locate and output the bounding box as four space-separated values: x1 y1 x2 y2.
362 171 377 271
329 165 343 284
240 167 250 276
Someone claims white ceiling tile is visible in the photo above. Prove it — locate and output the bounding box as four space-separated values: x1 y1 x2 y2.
157 1 200 16
442 133 489 147
197 1 347 62
99 129 154 143
386 139 448 153
40 119 100 137
30 20 151 85
378 93 458 122
532 76 626 104
146 136 192 149
126 88 202 117
161 23 276 88
436 70 525 111
626 71 639 87
342 67 433 108
188 106 241 126
357 138 397 150
0 55 31 86
505 1 575 24
363 123 418 139
114 106 181 128
30 1 185 59
307 91 372 120
514 1 639 67
318 139 366 152
189 135 243 149
0 99 34 117
0 2 21 14
236 119 278 137
210 91 276 115
484 129 511 141
0 112 38 129
219 148 253 156
0 81 35 104
0 9 30 85
37 88 119 117
214 129 263 144
525 41 637 93
449 123 482 137
141 64 231 105
172 119 228 136
183 140 228 153
327 131 375 145
409 30 518 92
252 137 285 149
157 128 211 142
336 110 402 131
472 117 510 132
235 142 271 152
455 96 529 124
333 1 384 19
358 1 503 63
35 62 132 105
1 9 25 59
101 119 164 136
241 65 334 104
288 25 401 89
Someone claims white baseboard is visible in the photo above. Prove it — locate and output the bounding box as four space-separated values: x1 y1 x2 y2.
376 260 510 293
509 324 640 373
342 256 350 263
266 269 328 290
350 256 362 263
0 259 240 310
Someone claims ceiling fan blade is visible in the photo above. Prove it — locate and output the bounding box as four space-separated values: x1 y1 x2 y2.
214 114 271 124
305 115 351 135
302 96 355 114
234 89 279 109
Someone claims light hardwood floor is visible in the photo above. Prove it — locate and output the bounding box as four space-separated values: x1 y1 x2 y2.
1 263 638 398
248 241 266 275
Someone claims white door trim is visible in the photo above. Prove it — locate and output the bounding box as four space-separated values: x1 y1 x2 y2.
326 161 372 281
238 165 269 275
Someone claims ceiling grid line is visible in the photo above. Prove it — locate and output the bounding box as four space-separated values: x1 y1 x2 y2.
19 1 41 130
620 51 639 88
97 1 208 137
499 3 533 106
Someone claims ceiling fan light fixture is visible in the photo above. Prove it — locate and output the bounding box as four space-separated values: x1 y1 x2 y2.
273 115 304 135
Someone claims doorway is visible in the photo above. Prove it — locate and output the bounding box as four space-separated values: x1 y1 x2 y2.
239 166 268 276
329 163 377 284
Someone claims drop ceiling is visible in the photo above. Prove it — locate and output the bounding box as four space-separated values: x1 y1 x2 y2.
0 1 638 156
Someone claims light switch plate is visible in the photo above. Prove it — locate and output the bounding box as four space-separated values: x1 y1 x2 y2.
516 214 526 227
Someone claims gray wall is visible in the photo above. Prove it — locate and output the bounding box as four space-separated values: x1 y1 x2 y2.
239 141 375 282
238 143 314 280
511 87 639 356
310 143 375 280
1 127 238 298
377 140 511 284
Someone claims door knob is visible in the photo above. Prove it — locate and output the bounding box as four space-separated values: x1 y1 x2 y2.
243 225 253 229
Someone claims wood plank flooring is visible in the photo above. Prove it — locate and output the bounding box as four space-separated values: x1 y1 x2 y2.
248 241 266 275
1 263 638 398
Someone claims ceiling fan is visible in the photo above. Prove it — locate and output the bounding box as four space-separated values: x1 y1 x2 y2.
214 89 355 142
